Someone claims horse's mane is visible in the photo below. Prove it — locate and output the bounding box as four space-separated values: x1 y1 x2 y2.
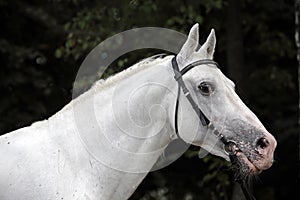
70 54 172 108
92 54 172 91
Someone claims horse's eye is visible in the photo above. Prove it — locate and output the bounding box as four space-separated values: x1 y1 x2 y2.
198 82 213 96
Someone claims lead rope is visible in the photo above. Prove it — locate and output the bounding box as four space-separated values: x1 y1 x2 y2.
171 56 256 200
229 154 257 200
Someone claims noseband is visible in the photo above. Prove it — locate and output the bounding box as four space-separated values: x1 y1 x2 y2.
171 56 256 200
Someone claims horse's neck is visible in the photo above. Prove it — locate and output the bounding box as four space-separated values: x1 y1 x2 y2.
47 56 177 198
78 57 176 170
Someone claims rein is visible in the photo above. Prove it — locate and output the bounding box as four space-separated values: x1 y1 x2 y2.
171 56 256 200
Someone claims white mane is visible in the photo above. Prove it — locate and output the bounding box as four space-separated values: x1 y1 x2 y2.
92 54 172 91
71 54 172 107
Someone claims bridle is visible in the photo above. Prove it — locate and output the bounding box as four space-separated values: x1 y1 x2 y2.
171 56 256 200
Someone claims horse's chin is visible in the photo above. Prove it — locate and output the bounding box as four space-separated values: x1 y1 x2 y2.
197 143 262 177
201 144 263 178
235 151 262 175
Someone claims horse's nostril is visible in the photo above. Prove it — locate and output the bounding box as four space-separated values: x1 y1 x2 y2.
256 137 269 149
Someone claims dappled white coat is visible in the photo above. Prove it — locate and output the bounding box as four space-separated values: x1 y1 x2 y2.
0 55 178 200
0 23 276 200
0 24 229 200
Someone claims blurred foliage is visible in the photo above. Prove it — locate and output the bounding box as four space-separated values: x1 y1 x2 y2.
0 0 298 199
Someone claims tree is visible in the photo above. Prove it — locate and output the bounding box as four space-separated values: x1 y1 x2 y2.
226 0 246 93
296 0 300 126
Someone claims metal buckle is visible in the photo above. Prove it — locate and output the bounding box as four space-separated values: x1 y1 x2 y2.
223 140 239 155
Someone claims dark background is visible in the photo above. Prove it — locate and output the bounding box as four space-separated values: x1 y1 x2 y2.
0 0 298 199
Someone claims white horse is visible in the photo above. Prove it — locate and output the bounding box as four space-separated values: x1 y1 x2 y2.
0 24 276 200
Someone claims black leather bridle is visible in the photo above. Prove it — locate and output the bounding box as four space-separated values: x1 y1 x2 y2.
171 56 256 200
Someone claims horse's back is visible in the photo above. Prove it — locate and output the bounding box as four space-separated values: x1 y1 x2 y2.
0 96 153 199
0 120 48 169
0 119 107 200
0 121 57 199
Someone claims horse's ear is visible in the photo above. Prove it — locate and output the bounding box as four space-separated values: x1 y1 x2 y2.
177 23 199 65
198 29 216 59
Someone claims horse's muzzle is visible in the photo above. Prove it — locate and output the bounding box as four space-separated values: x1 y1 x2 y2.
252 132 277 171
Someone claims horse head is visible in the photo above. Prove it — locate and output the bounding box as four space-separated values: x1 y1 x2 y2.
174 24 277 178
